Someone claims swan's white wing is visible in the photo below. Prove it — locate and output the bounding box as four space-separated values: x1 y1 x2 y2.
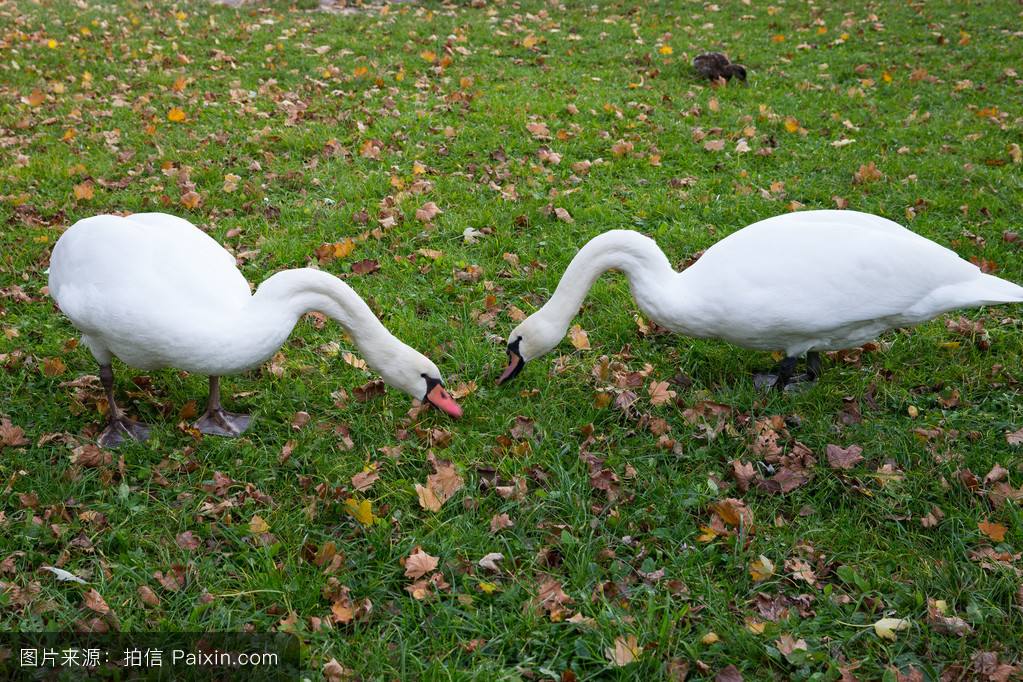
49 214 251 369
681 211 1017 353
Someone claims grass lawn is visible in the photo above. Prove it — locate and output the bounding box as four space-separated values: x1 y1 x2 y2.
2 0 1023 678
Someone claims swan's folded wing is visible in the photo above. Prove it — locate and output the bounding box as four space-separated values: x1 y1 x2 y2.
686 217 983 339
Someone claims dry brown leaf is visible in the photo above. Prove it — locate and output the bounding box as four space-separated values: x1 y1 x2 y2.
606 634 641 666
978 519 1008 542
404 547 439 579
83 588 110 615
568 324 590 350
826 444 864 470
647 380 676 406
415 202 442 222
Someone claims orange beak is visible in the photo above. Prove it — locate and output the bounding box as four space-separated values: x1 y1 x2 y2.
425 383 462 419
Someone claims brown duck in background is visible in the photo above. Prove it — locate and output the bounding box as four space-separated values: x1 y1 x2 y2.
692 52 747 82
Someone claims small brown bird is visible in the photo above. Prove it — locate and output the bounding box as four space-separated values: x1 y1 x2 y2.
692 52 747 82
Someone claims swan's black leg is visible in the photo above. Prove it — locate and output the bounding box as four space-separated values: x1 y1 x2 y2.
97 364 151 447
194 376 252 437
806 351 822 381
772 356 798 391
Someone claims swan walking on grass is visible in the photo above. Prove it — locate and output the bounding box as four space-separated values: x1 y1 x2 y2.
497 210 1023 390
49 213 461 447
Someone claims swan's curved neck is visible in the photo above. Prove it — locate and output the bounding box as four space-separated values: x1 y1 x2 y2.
536 230 681 332
242 268 402 373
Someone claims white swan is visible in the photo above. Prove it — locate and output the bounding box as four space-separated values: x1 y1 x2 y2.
49 213 462 446
497 210 1023 389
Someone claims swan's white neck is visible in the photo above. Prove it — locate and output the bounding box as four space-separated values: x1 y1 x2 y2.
233 268 406 376
533 230 686 335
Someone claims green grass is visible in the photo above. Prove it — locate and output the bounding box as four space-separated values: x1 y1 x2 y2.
2 0 1022 679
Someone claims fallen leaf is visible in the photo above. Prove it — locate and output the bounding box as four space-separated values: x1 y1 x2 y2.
83 588 110 615
415 202 442 222
490 513 514 533
415 483 443 512
715 665 743 682
404 547 439 579
568 325 590 350
554 207 574 223
826 444 864 470
73 181 94 201
854 162 884 183
180 191 201 210
775 634 808 660
176 531 200 551
345 498 375 526
749 555 775 582
248 515 269 534
873 617 910 640
647 380 677 406
606 634 641 666
478 552 504 572
138 585 160 607
167 107 187 122
351 469 379 492
351 259 380 275
978 519 1007 542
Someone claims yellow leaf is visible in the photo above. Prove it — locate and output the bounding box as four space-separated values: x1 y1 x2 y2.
345 498 375 526
419 50 436 63
978 519 1007 542
353 66 369 78
478 581 499 594
771 34 786 43
783 117 800 133
746 619 766 634
412 161 427 175
873 617 910 640
167 107 186 123
522 35 538 49
701 631 720 644
47 39 58 49
334 238 356 259
73 181 94 201
172 76 187 92
882 71 893 83
26 89 45 107
749 555 775 582
696 525 718 543
568 324 590 350
248 515 269 533
658 45 673 55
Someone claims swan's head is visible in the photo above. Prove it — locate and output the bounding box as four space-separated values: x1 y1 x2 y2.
496 314 563 385
379 350 462 418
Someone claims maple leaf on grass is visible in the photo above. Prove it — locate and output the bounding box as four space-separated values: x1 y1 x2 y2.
978 519 1007 542
826 444 864 470
404 547 439 579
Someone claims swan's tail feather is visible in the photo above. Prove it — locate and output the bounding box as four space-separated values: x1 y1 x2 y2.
913 274 1023 318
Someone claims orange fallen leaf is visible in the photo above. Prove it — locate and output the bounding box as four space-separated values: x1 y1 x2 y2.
978 519 1007 542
